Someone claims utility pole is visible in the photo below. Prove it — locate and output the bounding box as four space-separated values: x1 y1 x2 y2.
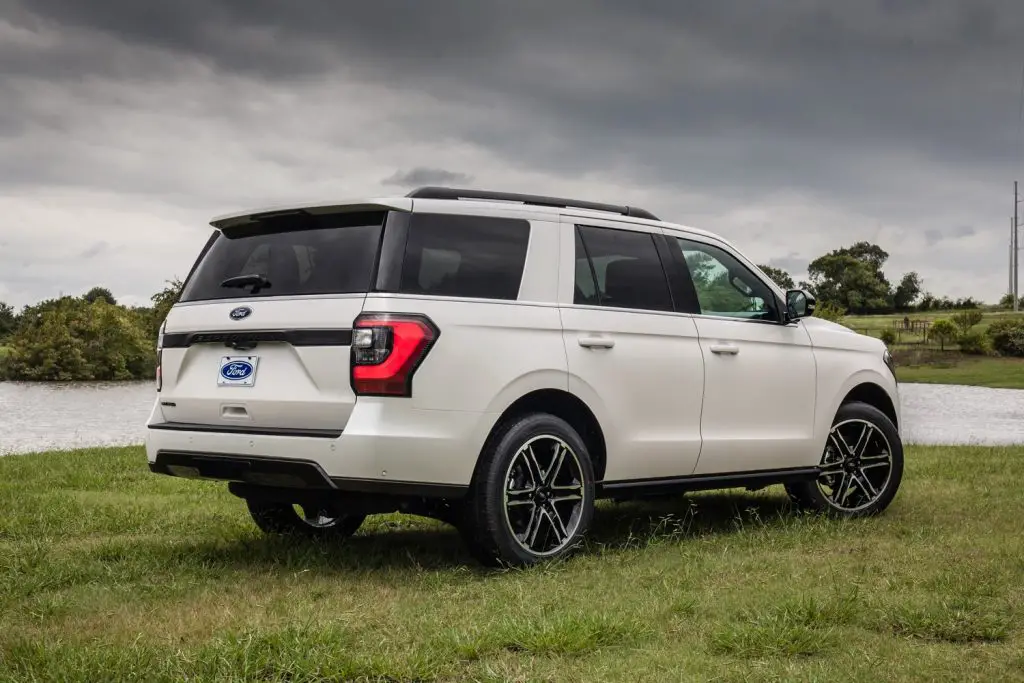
1016 181 1020 312
1012 217 1016 299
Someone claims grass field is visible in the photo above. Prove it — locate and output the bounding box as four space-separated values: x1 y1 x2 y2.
843 308 1019 333
895 354 1024 388
839 309 1024 389
1 447 1022 681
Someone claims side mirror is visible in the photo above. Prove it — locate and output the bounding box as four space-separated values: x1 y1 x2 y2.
786 289 816 321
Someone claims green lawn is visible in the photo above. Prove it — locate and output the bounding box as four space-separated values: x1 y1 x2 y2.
895 355 1024 389
1 446 1022 682
842 308 1023 338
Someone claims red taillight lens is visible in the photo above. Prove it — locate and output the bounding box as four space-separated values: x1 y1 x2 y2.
156 348 163 392
351 314 439 397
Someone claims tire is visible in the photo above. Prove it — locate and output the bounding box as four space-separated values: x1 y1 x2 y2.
460 413 596 567
245 499 366 539
786 401 904 518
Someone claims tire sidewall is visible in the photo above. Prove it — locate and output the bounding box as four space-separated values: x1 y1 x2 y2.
474 413 596 566
804 401 904 517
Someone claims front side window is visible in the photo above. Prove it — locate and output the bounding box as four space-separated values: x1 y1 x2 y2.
676 238 779 320
574 225 674 312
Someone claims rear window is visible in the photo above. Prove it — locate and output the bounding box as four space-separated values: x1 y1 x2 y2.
179 211 385 302
397 214 530 300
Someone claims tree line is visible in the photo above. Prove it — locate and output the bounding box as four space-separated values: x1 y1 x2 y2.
0 281 181 381
0 239 1019 381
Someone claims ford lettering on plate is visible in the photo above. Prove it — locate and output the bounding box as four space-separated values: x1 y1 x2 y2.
218 356 259 386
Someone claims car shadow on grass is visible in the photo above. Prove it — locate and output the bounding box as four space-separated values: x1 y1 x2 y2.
147 490 804 574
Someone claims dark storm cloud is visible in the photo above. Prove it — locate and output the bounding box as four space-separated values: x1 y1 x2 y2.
7 0 1024 207
2 0 1023 304
382 168 474 188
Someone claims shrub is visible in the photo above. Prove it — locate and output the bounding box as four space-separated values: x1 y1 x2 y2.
957 330 991 356
814 301 846 323
986 318 1024 357
951 310 984 335
928 319 958 351
3 297 155 381
879 329 897 346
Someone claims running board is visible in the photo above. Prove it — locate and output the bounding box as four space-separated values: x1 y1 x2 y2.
598 467 820 499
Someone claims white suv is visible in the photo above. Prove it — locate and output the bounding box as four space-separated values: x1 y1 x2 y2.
147 187 902 566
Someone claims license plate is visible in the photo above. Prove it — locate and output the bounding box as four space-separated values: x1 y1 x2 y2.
218 356 259 387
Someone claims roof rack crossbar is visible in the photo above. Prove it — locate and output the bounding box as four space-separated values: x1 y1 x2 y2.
405 187 659 221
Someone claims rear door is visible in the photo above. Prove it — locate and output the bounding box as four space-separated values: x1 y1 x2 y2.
156 208 392 434
558 217 706 483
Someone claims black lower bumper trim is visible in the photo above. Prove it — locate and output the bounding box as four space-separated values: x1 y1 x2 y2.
148 422 342 439
151 450 467 498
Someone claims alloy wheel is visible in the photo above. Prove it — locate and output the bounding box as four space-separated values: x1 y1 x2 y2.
502 435 587 556
816 418 894 513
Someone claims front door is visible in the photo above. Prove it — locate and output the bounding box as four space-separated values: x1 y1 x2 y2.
670 235 818 474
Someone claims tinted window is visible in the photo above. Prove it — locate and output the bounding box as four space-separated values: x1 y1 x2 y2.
676 238 778 320
575 225 673 312
179 211 385 302
398 214 530 300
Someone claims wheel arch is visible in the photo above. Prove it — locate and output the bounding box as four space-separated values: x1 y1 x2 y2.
476 388 608 483
840 381 899 430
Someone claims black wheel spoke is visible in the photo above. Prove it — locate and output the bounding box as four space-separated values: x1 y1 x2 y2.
503 435 587 557
816 418 893 513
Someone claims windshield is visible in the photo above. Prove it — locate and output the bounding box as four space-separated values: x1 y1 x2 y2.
179 210 386 302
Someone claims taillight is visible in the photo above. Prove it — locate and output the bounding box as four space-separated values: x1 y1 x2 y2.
351 313 439 397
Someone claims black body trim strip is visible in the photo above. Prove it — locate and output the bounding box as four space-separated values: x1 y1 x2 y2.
162 328 352 349
599 466 820 496
328 476 467 499
151 451 337 489
150 451 468 498
148 422 343 439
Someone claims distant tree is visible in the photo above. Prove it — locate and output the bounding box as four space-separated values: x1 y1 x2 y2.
929 319 957 351
806 242 893 314
918 292 937 311
757 265 795 290
892 272 922 311
83 286 117 305
0 301 16 340
150 278 184 337
997 293 1024 309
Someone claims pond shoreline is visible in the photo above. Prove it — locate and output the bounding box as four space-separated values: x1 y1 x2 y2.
2 380 1023 456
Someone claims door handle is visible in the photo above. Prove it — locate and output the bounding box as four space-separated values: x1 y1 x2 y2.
709 343 739 355
578 336 615 349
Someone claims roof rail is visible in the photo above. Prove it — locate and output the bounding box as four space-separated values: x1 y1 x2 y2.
405 186 660 221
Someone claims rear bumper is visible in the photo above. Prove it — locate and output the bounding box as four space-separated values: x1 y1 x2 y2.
149 450 466 498
145 397 495 496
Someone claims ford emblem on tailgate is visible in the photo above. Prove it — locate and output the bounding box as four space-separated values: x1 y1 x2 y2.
220 360 254 381
229 306 252 320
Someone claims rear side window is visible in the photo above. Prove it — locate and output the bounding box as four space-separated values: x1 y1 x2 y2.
179 211 385 302
574 225 674 312
397 214 530 300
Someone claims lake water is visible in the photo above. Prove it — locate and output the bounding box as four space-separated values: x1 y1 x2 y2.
0 381 1022 456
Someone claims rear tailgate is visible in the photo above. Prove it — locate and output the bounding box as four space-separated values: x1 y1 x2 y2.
154 206 394 434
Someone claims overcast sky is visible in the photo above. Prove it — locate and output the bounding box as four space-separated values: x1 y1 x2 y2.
2 0 1024 308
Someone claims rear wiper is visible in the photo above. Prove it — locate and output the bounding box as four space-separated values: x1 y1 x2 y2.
220 273 272 294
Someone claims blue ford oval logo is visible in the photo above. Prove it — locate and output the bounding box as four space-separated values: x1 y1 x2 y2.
220 360 254 381
229 306 252 321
